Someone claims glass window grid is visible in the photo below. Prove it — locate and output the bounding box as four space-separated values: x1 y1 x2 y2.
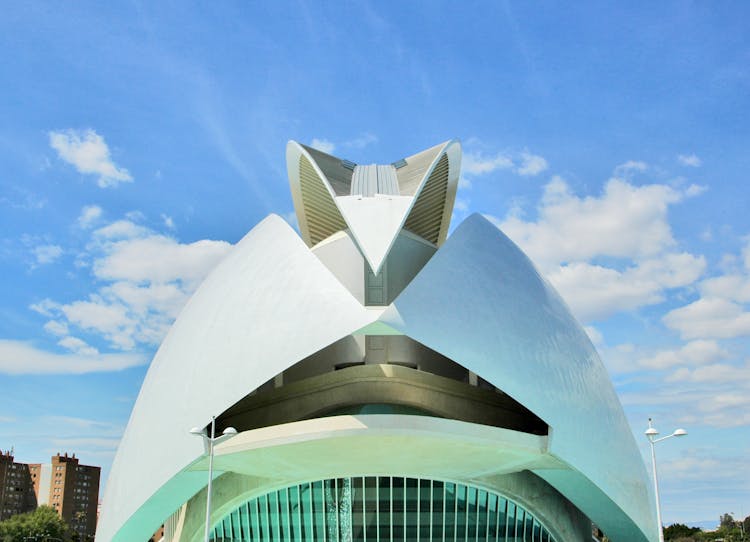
210 477 556 542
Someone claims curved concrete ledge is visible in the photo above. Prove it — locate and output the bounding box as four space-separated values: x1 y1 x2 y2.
219 363 546 434
178 414 562 542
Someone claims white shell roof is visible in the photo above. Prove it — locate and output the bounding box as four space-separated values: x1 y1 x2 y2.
380 214 656 541
97 212 656 541
96 215 378 542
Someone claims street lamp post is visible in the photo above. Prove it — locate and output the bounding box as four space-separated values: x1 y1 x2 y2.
190 416 238 542
645 418 687 542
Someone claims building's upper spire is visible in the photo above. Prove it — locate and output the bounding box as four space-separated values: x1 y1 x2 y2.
286 140 461 274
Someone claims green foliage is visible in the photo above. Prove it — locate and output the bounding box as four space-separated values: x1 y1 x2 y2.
663 514 750 542
683 512 749 542
721 513 736 530
0 506 72 542
665 523 701 540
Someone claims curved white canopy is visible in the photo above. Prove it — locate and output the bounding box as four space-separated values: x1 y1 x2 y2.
380 213 656 542
98 207 655 542
96 215 377 542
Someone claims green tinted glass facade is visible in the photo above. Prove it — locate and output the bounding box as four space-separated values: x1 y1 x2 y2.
210 476 555 542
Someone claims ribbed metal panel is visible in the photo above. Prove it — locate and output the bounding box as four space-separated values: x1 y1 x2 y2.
351 165 400 197
403 153 450 245
210 476 556 542
376 165 399 195
299 155 347 245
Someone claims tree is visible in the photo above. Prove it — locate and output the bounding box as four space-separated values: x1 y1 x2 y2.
0 506 72 542
664 523 701 540
721 513 736 530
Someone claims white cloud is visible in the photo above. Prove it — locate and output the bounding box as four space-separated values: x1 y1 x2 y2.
620 375 750 428
38 216 233 351
310 138 335 154
685 184 707 197
485 175 708 321
679 386 750 427
43 320 69 337
33 244 63 265
93 236 231 287
639 340 728 370
678 154 702 167
458 177 472 189
662 238 750 340
0 340 146 374
497 177 694 270
663 297 750 340
40 417 124 459
516 151 548 176
77 205 103 229
29 299 61 317
700 274 750 303
547 253 705 321
49 129 132 188
93 219 149 240
344 132 378 149
463 151 513 175
584 325 603 346
659 451 750 501
161 214 175 230
700 237 750 302
614 160 648 176
60 298 135 349
743 239 750 269
58 336 99 356
549 262 663 320
666 362 749 384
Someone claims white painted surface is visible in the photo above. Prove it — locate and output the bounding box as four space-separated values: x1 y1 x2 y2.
335 194 414 275
380 213 656 542
310 231 366 303
99 178 654 542
97 215 377 542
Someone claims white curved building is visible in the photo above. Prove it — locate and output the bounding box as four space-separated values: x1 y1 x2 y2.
96 140 657 542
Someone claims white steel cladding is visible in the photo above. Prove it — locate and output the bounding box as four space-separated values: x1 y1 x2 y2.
96 140 656 542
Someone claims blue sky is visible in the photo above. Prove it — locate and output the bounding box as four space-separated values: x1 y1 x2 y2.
1 1 749 528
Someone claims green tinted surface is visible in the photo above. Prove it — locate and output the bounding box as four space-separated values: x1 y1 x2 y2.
210 476 556 542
